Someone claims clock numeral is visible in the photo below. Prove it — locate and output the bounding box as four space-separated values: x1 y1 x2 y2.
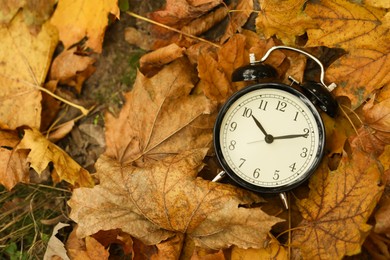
253 168 261 179
229 140 236 150
229 122 237 132
273 170 280 180
293 111 299 121
258 100 268 111
289 163 296 172
242 107 252 118
303 128 309 138
300 147 308 158
276 101 287 112
239 158 246 168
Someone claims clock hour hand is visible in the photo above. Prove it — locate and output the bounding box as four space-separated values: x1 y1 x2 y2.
251 115 268 136
273 133 309 140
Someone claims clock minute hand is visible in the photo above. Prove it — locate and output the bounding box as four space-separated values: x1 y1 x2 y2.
273 133 309 140
251 115 269 136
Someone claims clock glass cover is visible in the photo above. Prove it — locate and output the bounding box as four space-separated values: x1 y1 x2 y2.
214 83 325 193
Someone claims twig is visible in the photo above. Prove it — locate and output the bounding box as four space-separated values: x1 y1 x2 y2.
126 11 221 48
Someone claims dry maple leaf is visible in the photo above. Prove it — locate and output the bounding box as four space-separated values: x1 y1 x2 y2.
255 0 315 46
16 128 94 188
68 149 282 249
50 0 119 53
104 58 216 165
0 12 58 129
292 148 384 259
0 130 29 190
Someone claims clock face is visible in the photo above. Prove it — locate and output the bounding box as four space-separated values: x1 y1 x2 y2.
214 83 325 193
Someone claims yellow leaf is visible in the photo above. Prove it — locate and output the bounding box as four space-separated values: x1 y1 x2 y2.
50 0 119 53
16 128 94 188
255 0 315 45
305 0 389 51
0 12 58 129
68 149 282 249
292 149 384 259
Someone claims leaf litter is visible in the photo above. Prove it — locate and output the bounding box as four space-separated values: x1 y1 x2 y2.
0 0 389 259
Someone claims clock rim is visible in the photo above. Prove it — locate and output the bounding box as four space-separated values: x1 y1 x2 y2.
213 82 326 193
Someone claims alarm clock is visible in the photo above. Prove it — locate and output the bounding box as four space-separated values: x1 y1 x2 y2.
213 46 338 196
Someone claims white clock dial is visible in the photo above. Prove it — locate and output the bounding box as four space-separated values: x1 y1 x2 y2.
215 84 325 191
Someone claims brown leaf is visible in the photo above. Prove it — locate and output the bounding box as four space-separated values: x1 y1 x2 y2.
43 222 70 260
292 148 384 259
66 227 109 260
104 58 216 165
68 149 282 249
49 47 96 93
50 0 119 53
149 0 222 28
0 0 25 24
139 43 185 73
0 12 58 129
16 128 94 188
0 130 29 190
220 0 253 43
255 0 315 45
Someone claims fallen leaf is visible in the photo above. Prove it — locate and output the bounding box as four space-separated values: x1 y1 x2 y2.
104 58 216 165
0 0 25 24
50 0 119 53
16 128 94 188
327 49 390 109
231 235 288 260
0 130 29 190
255 0 315 45
68 149 282 249
292 148 384 259
220 0 253 43
124 27 154 50
91 229 133 256
49 47 96 93
43 222 70 260
149 0 222 28
139 43 185 73
0 12 58 129
305 0 388 51
365 0 390 8
66 227 109 260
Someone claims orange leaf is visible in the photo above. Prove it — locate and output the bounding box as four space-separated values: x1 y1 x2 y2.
68 149 282 249
16 128 94 188
292 149 384 259
255 0 315 45
104 59 216 165
50 0 119 53
0 130 29 190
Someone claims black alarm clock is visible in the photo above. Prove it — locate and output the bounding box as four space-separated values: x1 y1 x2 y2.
212 46 338 203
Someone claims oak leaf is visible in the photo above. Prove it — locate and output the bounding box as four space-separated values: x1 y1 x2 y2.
0 12 58 129
104 59 216 165
50 0 119 53
16 128 94 188
0 130 29 190
68 149 281 249
292 148 384 259
255 0 315 45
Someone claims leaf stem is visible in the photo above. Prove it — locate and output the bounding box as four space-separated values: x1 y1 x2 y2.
126 11 221 48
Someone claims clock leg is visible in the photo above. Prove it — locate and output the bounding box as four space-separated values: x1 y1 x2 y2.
279 192 289 210
212 171 227 182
